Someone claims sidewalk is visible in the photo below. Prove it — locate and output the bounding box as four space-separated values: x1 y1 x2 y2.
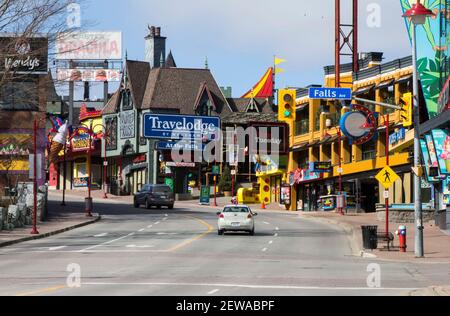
301 211 450 263
0 194 101 248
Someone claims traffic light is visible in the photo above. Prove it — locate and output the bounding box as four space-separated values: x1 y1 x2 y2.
399 92 413 127
278 89 296 122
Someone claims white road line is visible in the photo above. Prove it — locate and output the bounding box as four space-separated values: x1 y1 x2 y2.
262 248 268 252
49 246 67 251
275 227 280 231
155 222 161 225
163 218 168 221
268 241 273 245
165 214 169 217
94 233 108 238
79 233 136 252
208 289 220 295
82 282 419 292
139 229 145 232
147 225 153 228
126 245 154 249
274 233 279 237
263 222 270 225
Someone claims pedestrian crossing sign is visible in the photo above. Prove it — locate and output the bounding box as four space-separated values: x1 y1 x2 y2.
376 166 400 190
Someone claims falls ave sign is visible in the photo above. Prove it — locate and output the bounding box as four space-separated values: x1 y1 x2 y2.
309 87 352 100
143 114 221 140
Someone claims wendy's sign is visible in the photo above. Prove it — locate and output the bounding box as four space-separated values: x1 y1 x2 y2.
0 37 48 73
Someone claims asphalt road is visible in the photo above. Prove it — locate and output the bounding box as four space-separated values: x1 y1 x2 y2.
0 194 449 296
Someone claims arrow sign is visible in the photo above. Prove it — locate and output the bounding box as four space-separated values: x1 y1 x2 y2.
309 87 352 100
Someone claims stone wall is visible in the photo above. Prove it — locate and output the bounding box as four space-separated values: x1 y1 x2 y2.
376 209 435 224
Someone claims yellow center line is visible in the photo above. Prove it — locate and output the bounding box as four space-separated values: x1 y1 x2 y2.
16 285 67 297
167 216 214 252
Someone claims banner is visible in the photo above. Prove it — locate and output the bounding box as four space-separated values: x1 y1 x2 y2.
420 138 439 182
0 36 48 73
56 32 122 60
431 129 450 175
57 68 121 82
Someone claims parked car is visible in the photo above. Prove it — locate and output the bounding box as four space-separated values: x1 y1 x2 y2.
217 205 257 236
134 184 175 209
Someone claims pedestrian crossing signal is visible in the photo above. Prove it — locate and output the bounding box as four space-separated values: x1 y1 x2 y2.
399 92 412 127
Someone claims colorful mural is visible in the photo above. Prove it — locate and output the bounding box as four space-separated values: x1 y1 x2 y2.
400 0 449 118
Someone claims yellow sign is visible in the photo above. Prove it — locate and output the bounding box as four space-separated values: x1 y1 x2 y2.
376 166 400 190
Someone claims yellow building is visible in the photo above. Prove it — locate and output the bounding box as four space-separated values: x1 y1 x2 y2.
285 53 415 213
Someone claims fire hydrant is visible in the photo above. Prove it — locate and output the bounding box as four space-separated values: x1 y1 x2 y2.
395 225 407 253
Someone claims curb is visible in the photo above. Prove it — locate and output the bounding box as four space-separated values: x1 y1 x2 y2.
0 215 101 248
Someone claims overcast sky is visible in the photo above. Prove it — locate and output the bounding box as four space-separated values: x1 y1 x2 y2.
80 0 411 98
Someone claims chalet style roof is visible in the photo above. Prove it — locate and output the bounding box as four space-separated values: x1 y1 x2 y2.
221 112 278 125
226 98 276 114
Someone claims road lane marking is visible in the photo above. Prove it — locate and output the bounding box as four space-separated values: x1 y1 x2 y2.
126 245 154 249
167 216 214 252
16 285 67 297
156 232 178 235
49 246 67 251
274 233 278 237
81 282 419 292
165 214 169 217
139 229 145 232
94 233 108 237
163 217 168 221
275 227 280 231
263 222 270 225
79 233 135 252
262 248 268 252
208 289 220 295
268 241 273 245
147 225 153 228
155 221 161 225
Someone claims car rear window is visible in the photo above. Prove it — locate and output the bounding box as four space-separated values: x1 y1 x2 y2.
152 186 172 193
223 207 249 213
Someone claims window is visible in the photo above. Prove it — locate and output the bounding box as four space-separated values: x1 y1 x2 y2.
121 90 133 111
379 85 395 114
314 106 321 132
0 81 38 110
359 90 376 113
361 138 377 161
322 144 332 161
296 150 309 170
343 140 352 164
295 106 309 135
223 207 250 213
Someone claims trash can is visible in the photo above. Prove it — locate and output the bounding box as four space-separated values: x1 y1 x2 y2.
438 209 447 230
361 226 378 250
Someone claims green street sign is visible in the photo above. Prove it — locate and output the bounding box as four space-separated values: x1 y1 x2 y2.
212 166 220 176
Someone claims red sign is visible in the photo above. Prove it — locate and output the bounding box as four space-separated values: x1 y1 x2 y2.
133 154 147 164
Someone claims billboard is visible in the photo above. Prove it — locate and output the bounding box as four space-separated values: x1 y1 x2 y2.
0 36 48 74
56 32 122 60
431 129 450 175
56 68 121 82
143 114 221 140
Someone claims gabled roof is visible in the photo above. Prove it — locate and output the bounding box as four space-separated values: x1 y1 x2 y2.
102 90 120 115
126 60 150 108
226 98 276 114
141 67 233 116
165 51 177 68
193 81 217 112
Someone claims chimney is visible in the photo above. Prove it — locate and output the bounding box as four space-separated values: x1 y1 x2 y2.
145 25 166 69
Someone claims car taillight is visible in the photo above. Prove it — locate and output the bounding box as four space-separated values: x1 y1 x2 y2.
219 214 224 219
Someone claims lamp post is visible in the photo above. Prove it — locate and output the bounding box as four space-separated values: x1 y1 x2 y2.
402 0 434 258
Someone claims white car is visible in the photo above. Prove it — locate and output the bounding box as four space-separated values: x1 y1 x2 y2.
217 205 257 236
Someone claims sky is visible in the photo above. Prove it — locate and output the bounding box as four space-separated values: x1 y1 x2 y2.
78 0 412 98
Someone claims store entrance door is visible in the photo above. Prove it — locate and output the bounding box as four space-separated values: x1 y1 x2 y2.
361 180 378 213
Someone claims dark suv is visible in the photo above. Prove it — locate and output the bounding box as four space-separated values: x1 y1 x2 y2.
134 184 175 209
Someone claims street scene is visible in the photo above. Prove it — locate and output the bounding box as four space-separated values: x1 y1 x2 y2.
1 0 450 299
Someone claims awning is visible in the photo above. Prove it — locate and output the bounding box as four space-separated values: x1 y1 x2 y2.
353 85 375 96
297 103 308 111
395 75 412 84
376 79 395 90
291 142 309 152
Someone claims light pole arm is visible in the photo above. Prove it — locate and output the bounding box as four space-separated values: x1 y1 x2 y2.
352 97 402 111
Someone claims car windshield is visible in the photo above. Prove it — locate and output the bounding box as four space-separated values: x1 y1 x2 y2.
223 207 249 213
152 186 171 193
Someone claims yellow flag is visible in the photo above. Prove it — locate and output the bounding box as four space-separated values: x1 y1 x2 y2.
275 68 285 74
275 57 286 65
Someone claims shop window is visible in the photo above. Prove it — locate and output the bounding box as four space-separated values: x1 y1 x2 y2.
362 138 377 161
379 86 395 114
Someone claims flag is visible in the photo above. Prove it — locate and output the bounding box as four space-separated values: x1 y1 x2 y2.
274 57 286 65
275 68 285 74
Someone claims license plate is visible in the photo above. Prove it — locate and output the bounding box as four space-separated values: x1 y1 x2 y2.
231 222 240 227
161 196 167 199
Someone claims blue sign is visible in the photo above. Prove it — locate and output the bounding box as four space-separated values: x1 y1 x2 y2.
144 114 221 140
389 128 406 145
156 141 205 151
309 87 352 100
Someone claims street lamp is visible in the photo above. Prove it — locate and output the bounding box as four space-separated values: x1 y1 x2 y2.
402 0 434 258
